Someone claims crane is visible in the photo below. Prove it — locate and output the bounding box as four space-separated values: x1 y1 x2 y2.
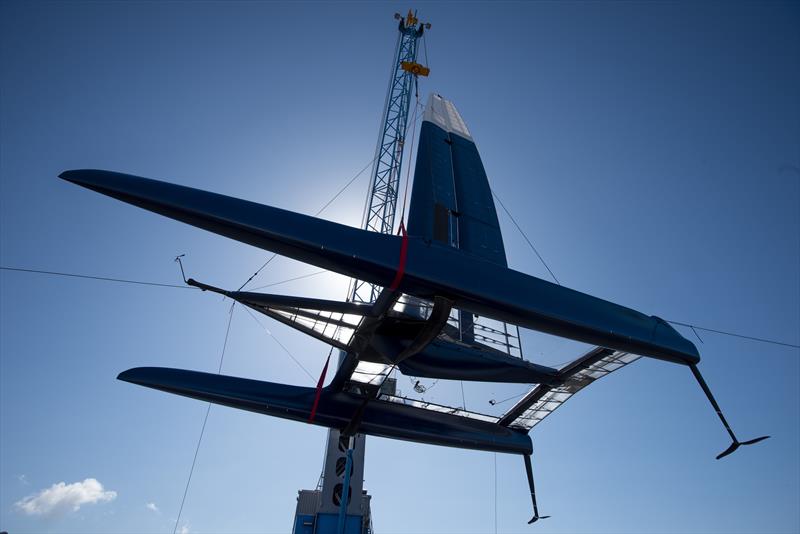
294 10 429 534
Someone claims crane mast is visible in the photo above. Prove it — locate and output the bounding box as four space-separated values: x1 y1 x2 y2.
351 10 428 305
292 10 429 534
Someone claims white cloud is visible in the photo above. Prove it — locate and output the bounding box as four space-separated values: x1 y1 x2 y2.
17 474 30 485
14 478 117 517
178 523 190 534
145 502 159 513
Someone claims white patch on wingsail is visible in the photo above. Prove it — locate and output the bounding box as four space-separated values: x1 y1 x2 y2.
14 478 117 517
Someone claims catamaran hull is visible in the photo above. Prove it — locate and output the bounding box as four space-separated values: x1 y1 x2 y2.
117 367 533 455
61 169 699 365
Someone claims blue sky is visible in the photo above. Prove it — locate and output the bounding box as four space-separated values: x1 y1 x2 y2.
1 2 798 533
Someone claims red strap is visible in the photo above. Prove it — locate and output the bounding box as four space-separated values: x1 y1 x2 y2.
308 352 331 423
310 222 406 423
388 221 409 291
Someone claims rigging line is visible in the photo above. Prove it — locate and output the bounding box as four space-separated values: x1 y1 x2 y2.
236 254 278 292
240 304 316 382
5 267 796 351
422 33 430 72
490 190 561 286
460 380 467 410
486 196 797 349
690 326 704 344
248 270 328 291
314 155 379 217
399 97 423 225
0 266 195 290
494 452 498 534
489 390 528 406
238 155 380 292
173 302 235 534
0 265 328 296
667 320 800 349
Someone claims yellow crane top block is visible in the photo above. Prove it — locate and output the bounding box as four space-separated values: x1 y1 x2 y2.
401 61 430 77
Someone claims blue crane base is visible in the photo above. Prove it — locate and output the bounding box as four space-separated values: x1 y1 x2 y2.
293 513 364 534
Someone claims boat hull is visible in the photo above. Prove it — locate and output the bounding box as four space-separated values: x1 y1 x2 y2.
118 367 533 455
61 169 699 365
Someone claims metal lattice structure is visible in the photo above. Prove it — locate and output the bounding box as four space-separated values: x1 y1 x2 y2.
309 12 428 533
351 15 424 305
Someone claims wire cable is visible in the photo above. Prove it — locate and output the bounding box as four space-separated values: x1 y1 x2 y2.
667 320 799 349
491 190 561 286
248 270 328 292
487 192 800 350
236 254 278 292
4 265 797 350
6 268 800 353
314 156 379 218
237 155 379 292
494 452 498 534
422 32 430 72
173 302 235 534
399 98 423 225
489 390 528 406
0 265 329 295
240 304 316 382
0 266 194 290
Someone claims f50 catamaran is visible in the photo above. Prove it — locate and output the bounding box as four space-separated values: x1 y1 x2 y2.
61 94 767 525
